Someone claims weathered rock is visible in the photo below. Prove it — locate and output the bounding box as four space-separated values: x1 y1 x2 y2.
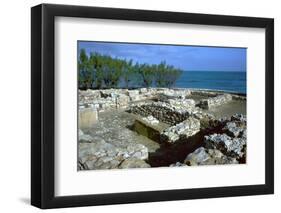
100 90 116 98
166 98 196 109
198 114 222 130
129 102 191 125
127 90 140 101
79 89 245 114
79 89 101 100
79 108 99 129
161 117 200 143
98 98 118 111
126 144 149 160
79 132 93 143
190 90 219 97
204 133 246 157
184 147 210 165
224 122 244 137
79 142 114 166
204 133 232 152
161 89 191 99
116 94 129 108
119 158 151 169
184 147 238 166
140 88 148 94
231 114 247 123
78 136 149 170
228 138 246 157
142 115 159 125
198 94 232 109
84 156 121 170
78 88 247 169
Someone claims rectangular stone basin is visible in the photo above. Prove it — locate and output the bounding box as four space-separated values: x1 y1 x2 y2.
133 116 169 143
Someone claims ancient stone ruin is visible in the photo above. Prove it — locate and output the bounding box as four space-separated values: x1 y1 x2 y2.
78 88 247 170
161 117 200 143
198 94 232 109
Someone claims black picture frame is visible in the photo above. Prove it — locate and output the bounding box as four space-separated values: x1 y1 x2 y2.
31 3 274 209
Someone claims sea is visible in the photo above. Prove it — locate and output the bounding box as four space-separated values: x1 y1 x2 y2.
174 71 246 94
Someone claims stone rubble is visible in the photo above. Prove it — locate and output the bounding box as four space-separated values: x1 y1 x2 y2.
142 115 159 125
204 133 246 158
190 90 219 97
204 114 247 159
79 88 245 117
160 117 200 143
231 113 247 123
119 158 151 169
169 113 246 166
79 129 94 143
165 98 196 108
78 139 149 170
184 147 238 166
223 121 245 137
198 94 232 109
128 102 191 125
78 88 247 169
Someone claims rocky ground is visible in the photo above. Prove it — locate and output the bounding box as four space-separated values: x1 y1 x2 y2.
78 88 246 170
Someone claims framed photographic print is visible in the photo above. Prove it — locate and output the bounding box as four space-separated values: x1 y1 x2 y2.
31 3 274 209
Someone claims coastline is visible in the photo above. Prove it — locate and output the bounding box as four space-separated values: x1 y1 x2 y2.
79 87 246 96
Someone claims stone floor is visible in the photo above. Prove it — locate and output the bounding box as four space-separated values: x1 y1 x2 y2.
207 100 246 119
82 99 246 168
85 110 161 153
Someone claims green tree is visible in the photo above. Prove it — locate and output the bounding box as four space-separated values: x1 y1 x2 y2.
155 61 167 87
78 49 182 89
78 49 93 89
138 63 155 87
123 59 135 88
88 52 102 89
101 56 123 88
164 66 182 88
155 61 182 88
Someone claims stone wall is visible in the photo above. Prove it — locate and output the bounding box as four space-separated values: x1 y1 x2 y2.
190 90 219 97
134 118 162 142
160 117 200 143
79 88 245 129
129 102 191 125
183 113 247 166
198 94 232 109
78 88 247 168
79 88 245 112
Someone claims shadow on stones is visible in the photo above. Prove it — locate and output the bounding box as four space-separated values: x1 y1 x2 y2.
146 122 227 167
126 124 134 131
147 132 204 167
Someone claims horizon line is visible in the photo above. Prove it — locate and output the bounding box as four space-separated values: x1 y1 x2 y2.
183 70 246 72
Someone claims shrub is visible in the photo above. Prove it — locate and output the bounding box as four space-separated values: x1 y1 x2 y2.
78 48 182 89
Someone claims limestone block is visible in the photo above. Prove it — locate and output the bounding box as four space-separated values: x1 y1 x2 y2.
160 117 200 143
199 94 232 109
79 108 98 129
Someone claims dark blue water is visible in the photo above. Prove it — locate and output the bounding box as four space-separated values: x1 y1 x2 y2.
175 71 246 94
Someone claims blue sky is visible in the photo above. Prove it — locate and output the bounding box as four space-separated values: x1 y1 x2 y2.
78 41 246 72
